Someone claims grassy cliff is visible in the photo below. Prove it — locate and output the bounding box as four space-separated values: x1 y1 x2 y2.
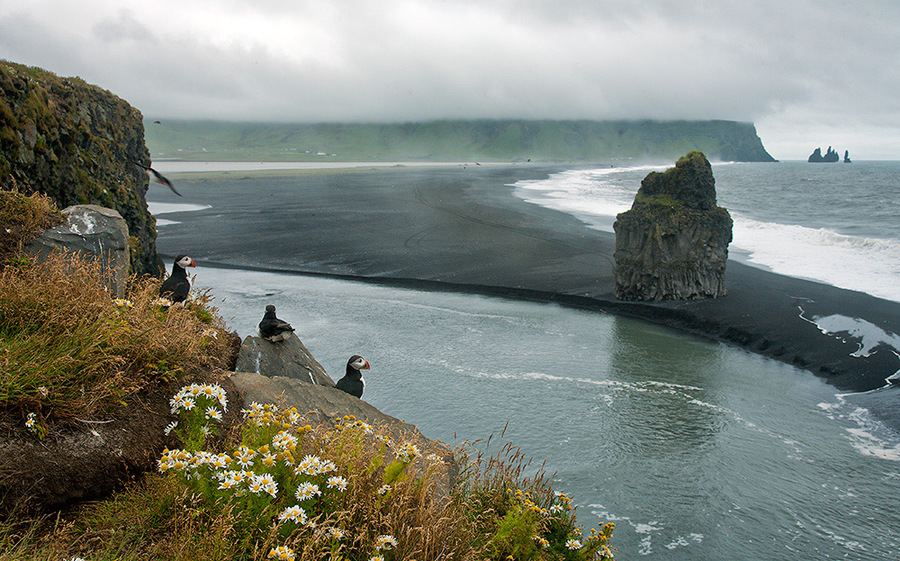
145 119 776 163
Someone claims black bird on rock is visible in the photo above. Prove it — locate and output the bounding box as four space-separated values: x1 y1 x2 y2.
335 355 371 398
258 305 295 342
134 161 182 196
159 254 196 303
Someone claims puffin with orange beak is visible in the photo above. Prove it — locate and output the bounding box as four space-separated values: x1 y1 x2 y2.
335 355 371 398
159 254 196 303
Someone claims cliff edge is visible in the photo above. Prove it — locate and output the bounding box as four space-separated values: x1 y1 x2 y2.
0 61 162 276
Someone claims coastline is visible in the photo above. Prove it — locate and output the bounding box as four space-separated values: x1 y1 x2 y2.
151 164 900 394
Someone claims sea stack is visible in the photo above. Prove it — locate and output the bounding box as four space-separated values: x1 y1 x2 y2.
613 151 733 301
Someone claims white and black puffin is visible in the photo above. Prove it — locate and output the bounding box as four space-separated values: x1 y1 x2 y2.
335 355 371 398
257 304 295 342
159 254 196 303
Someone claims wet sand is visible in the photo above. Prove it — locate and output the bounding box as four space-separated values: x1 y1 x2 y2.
152 164 900 392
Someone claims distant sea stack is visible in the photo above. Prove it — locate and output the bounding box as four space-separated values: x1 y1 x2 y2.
613 151 733 301
808 146 841 163
0 61 162 276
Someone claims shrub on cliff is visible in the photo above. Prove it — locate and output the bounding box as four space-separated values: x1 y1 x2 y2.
0 189 63 264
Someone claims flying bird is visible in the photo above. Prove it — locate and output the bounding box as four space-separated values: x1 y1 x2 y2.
134 161 182 196
159 254 196 303
335 355 371 398
257 304 295 342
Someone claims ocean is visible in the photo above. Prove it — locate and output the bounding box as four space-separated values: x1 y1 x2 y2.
514 161 900 303
150 160 900 560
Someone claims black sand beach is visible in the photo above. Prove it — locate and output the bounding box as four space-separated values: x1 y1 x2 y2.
154 165 900 393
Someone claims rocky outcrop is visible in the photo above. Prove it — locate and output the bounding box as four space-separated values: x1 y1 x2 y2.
228 371 456 493
25 204 129 298
236 335 335 386
0 61 162 276
230 372 424 438
613 151 733 301
808 146 840 163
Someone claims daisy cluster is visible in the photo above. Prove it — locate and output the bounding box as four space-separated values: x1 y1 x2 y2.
152 296 175 308
165 383 228 446
112 298 134 309
170 383 228 414
395 442 420 463
162 393 454 560
336 415 374 434
374 534 398 550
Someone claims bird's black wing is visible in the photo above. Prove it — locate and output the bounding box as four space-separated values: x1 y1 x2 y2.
133 161 182 196
160 276 190 302
150 168 182 196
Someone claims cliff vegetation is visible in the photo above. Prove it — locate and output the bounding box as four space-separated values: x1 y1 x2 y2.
0 61 161 276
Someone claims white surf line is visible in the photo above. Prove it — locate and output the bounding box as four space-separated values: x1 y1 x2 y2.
798 307 900 358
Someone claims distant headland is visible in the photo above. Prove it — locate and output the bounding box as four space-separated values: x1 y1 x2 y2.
144 118 778 163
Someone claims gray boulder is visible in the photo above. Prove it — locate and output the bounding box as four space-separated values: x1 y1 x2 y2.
613 152 733 301
229 371 420 435
228 371 456 493
236 335 335 386
26 204 130 298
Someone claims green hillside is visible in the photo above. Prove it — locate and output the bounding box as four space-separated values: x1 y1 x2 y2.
144 119 776 163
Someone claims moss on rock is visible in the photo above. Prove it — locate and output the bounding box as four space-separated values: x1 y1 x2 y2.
0 61 162 276
613 151 733 301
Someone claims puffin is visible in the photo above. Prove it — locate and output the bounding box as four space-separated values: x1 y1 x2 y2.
134 161 182 196
257 305 295 342
159 254 196 303
335 355 371 398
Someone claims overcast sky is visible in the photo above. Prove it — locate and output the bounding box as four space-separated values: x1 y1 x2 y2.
2 0 899 159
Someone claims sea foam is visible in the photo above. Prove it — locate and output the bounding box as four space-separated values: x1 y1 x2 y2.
512 166 900 303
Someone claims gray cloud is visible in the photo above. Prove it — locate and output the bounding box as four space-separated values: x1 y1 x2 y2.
1 0 899 158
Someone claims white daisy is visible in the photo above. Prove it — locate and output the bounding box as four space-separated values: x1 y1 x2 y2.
326 475 348 491
328 527 345 540
268 545 295 560
396 443 420 462
375 534 398 550
164 421 178 435
295 481 321 501
278 505 307 524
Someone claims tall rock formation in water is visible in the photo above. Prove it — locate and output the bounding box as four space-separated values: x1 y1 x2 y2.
0 61 162 276
808 146 840 163
613 151 733 301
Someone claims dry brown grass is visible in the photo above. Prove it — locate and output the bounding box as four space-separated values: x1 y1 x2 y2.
0 188 63 264
0 250 235 421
